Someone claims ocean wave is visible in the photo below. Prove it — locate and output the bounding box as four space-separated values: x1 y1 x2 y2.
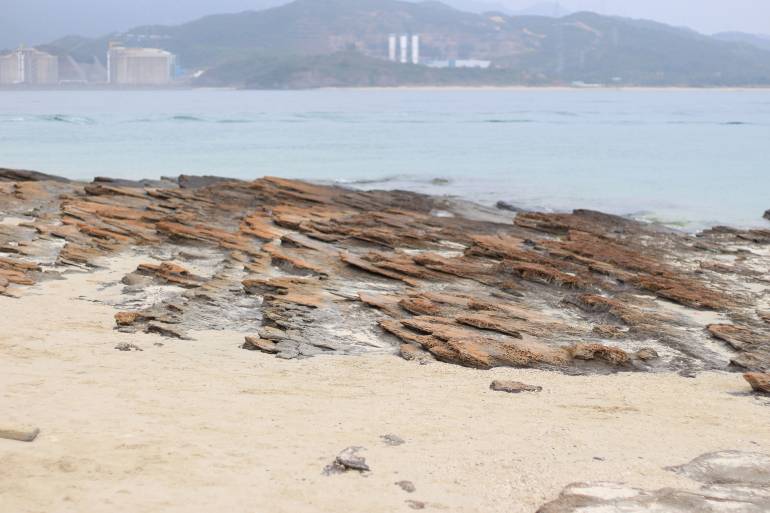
332 174 413 186
37 114 96 125
482 119 534 123
170 115 207 122
216 119 255 124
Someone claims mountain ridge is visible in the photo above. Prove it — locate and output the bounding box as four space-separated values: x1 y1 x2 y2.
35 0 770 88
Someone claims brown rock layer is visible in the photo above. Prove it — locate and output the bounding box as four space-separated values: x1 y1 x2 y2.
1 173 768 374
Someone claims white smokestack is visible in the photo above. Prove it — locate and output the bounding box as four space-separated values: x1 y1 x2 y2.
388 34 397 62
400 34 408 64
411 35 420 64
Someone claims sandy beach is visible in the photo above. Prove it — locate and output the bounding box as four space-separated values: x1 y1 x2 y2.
2 254 769 513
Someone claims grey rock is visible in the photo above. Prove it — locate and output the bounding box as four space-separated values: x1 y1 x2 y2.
668 451 770 487
381 434 405 446
0 425 40 442
323 446 370 474
537 481 770 513
121 272 151 287
396 480 416 493
636 348 660 361
310 340 344 351
115 342 143 352
145 322 190 340
275 340 300 352
406 500 426 510
490 380 542 393
298 343 324 357
276 350 300 360
258 327 292 341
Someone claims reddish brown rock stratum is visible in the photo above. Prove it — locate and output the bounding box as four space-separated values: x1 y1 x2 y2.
2 169 770 374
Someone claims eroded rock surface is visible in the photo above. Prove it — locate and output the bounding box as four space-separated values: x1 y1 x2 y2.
2 170 770 374
539 451 770 512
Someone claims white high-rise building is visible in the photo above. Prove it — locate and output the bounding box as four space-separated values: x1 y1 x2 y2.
399 35 408 63
108 44 175 85
388 34 397 62
0 47 58 85
411 35 420 64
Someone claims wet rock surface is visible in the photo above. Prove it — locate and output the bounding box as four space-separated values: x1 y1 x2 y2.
2 171 770 374
539 451 770 512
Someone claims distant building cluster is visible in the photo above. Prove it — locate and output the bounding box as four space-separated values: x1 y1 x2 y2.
388 34 420 64
0 47 59 85
107 44 176 85
0 43 176 87
425 59 492 69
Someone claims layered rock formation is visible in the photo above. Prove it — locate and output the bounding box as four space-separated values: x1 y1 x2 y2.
1 168 769 375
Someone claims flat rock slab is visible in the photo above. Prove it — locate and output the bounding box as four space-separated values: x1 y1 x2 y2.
537 481 770 513
668 450 770 487
490 380 543 393
540 451 770 512
0 425 40 442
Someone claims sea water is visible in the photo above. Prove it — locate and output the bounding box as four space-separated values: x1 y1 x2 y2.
1 88 768 231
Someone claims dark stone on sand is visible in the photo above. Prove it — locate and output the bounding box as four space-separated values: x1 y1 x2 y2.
396 480 416 493
115 342 143 352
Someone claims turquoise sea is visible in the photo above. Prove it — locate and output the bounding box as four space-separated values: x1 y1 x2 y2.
1 88 769 231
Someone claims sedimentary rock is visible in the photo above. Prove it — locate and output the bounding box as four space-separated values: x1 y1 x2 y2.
2 173 769 374
744 373 770 394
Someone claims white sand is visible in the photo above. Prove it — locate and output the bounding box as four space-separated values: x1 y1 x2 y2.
1 256 769 513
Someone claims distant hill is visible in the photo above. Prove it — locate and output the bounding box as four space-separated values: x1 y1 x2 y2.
41 0 770 88
714 32 770 52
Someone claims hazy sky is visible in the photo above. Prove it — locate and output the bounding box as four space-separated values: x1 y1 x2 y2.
1 0 769 49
